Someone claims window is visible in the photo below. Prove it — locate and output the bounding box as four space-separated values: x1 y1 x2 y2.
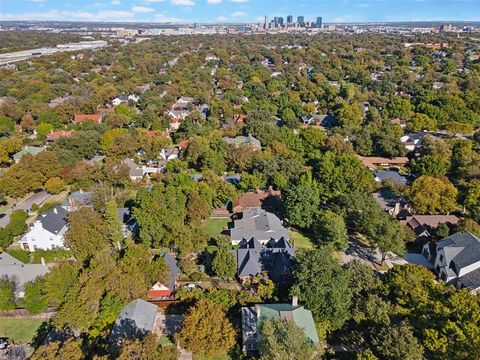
439 254 444 262
50 237 54 241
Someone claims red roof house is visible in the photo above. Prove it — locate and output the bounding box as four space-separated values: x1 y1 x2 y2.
74 114 102 124
46 130 75 142
147 282 174 299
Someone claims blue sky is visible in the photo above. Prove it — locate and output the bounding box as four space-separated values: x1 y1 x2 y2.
1 0 479 23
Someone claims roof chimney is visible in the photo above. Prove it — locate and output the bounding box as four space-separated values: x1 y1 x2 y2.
292 296 298 307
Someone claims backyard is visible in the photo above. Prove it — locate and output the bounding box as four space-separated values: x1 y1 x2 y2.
0 318 46 344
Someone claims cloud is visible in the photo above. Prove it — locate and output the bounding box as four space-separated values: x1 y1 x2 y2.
30 0 45 3
143 0 166 2
111 0 120 4
231 0 249 2
207 0 223 3
0 9 136 22
232 11 247 17
217 15 228 21
171 0 195 5
153 11 188 22
132 6 155 13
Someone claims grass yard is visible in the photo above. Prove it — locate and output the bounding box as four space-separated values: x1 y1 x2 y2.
201 218 230 240
0 318 46 344
290 230 316 250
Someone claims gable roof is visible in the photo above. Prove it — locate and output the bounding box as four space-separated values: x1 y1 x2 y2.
374 170 408 185
13 146 45 161
46 130 75 141
253 303 319 344
0 252 50 290
233 188 281 210
109 299 157 342
36 206 68 235
74 114 102 124
437 232 480 273
162 253 180 289
230 209 289 243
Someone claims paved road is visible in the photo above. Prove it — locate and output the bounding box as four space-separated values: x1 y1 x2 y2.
0 191 51 228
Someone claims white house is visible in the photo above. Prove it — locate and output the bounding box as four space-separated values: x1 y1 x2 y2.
19 205 68 252
423 232 480 291
112 94 140 107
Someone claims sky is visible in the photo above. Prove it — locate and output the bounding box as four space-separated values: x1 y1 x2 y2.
0 0 479 24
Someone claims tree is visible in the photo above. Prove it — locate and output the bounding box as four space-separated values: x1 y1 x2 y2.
0 278 15 311
387 97 414 119
0 115 15 137
24 280 49 314
406 113 437 132
117 333 179 360
43 263 78 307
410 176 458 214
337 102 363 128
283 175 321 228
104 199 125 249
312 210 348 250
44 177 66 194
371 322 424 360
291 248 352 331
30 339 84 360
175 299 236 356
258 318 322 360
212 249 236 279
64 207 111 263
282 107 298 128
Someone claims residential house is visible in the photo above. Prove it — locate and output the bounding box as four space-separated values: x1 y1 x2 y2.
301 114 338 128
62 190 92 211
117 208 138 238
123 158 163 181
19 205 68 252
112 94 140 107
223 135 262 151
0 252 50 297
147 253 180 299
403 215 460 243
400 132 427 151
232 187 281 214
230 237 295 282
109 299 158 343
74 114 102 124
422 232 480 291
374 170 408 185
160 147 180 162
372 189 411 218
242 298 319 354
13 146 45 163
230 208 289 246
356 155 409 170
46 130 75 142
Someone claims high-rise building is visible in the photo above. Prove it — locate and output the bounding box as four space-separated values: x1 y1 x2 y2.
273 17 280 27
264 15 268 30
316 17 322 28
287 15 293 24
278 17 284 27
297 16 305 27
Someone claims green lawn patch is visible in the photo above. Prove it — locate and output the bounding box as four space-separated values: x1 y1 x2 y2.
201 218 230 240
290 230 316 250
0 318 46 344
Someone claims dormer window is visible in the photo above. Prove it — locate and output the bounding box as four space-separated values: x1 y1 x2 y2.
439 254 444 262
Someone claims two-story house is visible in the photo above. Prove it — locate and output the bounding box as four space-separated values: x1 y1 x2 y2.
422 232 480 291
19 205 68 251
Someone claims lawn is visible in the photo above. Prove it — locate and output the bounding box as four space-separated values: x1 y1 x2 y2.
0 318 46 344
290 230 316 250
201 218 230 240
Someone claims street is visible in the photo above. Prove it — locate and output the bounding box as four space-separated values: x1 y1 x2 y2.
0 191 51 228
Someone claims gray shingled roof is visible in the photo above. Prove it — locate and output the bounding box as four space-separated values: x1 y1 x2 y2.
459 267 480 289
0 252 50 291
109 299 157 342
231 209 289 243
39 206 68 234
374 170 408 185
437 232 480 274
162 253 180 289
231 238 295 281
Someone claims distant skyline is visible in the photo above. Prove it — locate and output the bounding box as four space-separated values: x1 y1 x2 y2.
1 0 480 24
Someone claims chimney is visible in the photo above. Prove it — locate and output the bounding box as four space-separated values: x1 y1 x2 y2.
292 296 298 307
256 304 261 319
41 257 46 266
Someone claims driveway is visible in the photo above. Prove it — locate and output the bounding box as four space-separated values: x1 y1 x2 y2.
0 191 51 227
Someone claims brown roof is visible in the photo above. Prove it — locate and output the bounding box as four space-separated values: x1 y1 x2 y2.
233 187 281 210
406 215 460 229
356 155 409 169
74 114 102 124
46 130 75 141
